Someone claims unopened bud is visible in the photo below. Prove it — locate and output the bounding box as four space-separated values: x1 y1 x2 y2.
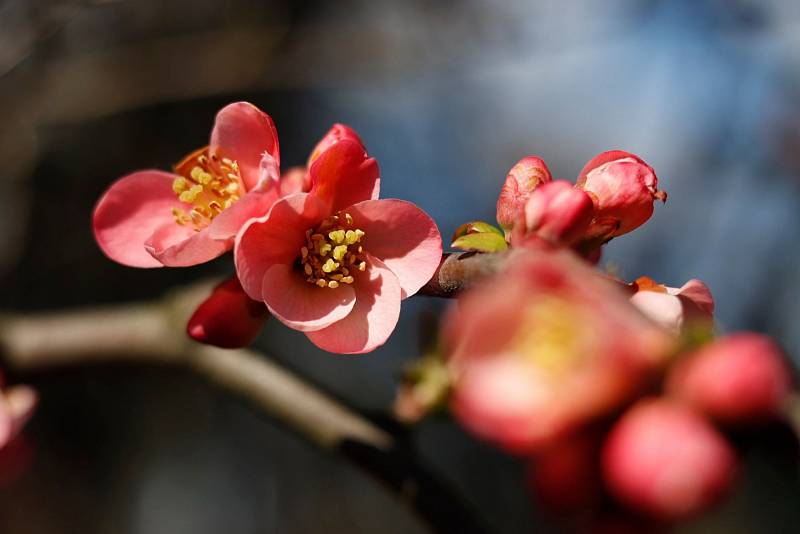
519 180 594 246
496 156 552 232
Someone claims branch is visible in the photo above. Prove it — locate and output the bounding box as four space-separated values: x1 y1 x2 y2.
0 278 490 534
418 252 508 298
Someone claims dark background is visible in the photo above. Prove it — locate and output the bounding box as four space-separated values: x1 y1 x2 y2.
1 0 800 532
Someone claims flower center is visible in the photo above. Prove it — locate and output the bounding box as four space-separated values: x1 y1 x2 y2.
512 298 586 377
299 212 367 288
170 147 243 230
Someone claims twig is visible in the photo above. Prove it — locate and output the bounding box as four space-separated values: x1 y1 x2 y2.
418 252 507 298
0 275 491 534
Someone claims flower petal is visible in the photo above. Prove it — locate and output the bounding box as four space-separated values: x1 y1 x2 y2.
145 223 229 267
234 193 327 300
347 199 442 298
92 170 184 268
307 123 365 167
4 386 36 439
209 102 280 191
308 139 380 213
261 264 356 332
306 254 401 354
207 189 280 241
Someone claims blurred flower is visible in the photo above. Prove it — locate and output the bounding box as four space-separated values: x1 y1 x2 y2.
666 333 792 424
511 180 595 247
601 398 737 520
629 277 714 335
496 156 552 232
0 380 36 451
444 249 673 453
235 140 441 353
576 151 666 240
187 276 270 349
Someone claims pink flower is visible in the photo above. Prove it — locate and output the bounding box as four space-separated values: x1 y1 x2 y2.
629 277 714 335
666 333 792 424
511 180 595 247
444 249 673 453
234 140 442 354
576 151 666 240
93 102 282 267
602 398 738 520
93 103 361 268
0 380 37 451
187 276 270 349
496 156 552 232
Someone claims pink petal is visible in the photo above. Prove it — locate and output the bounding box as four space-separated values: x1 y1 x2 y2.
145 222 229 267
207 189 280 240
306 254 401 354
209 102 280 191
675 279 715 316
235 193 327 300
577 150 648 183
93 170 184 268
347 199 442 298
0 397 11 449
308 139 380 213
307 123 365 167
261 264 356 332
279 166 311 196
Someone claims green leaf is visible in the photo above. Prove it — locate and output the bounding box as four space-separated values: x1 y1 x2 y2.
452 221 504 241
451 232 508 252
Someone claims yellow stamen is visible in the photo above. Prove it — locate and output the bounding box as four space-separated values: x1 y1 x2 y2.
329 230 345 244
332 245 348 261
297 211 368 288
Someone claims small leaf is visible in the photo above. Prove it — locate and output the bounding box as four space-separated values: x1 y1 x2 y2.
452 220 504 241
451 232 508 252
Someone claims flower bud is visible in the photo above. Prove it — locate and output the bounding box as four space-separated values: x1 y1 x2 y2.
666 333 792 424
307 123 364 167
602 398 737 520
517 180 595 246
187 276 270 349
576 151 666 239
629 277 714 335
496 156 552 232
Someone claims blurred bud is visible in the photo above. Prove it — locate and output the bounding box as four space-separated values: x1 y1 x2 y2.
527 433 601 514
629 277 714 335
187 276 270 349
666 333 792 424
602 398 737 520
0 384 37 450
576 151 666 239
307 123 365 167
445 249 673 453
496 156 552 232
278 166 312 196
513 180 595 247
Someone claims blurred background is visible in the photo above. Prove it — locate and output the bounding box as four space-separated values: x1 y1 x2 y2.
1 0 800 532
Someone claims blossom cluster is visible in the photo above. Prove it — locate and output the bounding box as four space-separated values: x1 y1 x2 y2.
93 102 442 354
398 151 795 528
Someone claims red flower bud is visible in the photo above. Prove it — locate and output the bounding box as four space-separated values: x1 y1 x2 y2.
517 180 595 246
666 333 792 424
496 156 552 231
602 398 737 520
576 151 666 239
187 276 270 349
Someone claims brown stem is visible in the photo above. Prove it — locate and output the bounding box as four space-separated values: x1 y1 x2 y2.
417 252 508 298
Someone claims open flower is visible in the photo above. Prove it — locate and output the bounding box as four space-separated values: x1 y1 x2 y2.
576 150 666 240
444 249 673 453
629 277 714 335
94 103 362 269
235 140 442 354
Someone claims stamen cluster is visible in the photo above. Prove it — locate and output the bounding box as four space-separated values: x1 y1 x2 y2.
300 212 367 288
171 151 242 230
